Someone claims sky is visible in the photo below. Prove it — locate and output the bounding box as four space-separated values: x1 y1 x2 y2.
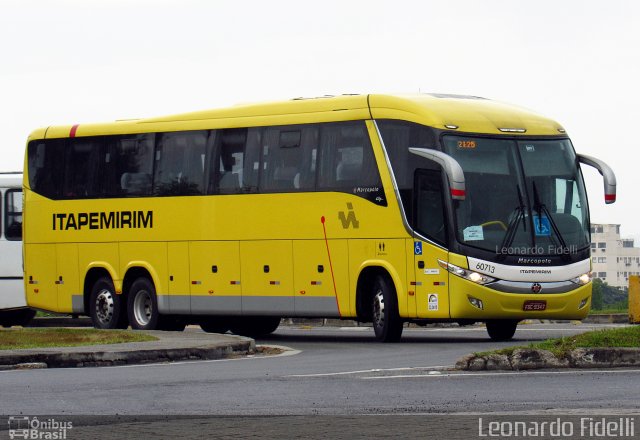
2 0 639 240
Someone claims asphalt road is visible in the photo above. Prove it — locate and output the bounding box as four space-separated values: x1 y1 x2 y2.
1 323 638 439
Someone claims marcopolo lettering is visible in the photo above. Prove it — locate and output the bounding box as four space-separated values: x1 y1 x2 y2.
52 211 153 231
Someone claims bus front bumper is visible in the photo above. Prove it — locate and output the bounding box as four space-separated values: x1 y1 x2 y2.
449 276 592 321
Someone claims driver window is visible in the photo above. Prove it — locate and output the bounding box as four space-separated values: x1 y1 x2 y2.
414 169 447 245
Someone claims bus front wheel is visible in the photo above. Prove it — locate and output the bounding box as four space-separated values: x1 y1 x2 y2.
371 275 403 342
90 277 127 329
127 277 160 331
486 320 519 341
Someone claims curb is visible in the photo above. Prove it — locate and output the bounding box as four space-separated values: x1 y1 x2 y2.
455 347 640 371
0 332 255 370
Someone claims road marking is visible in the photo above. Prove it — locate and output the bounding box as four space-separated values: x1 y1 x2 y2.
360 368 640 380
285 366 452 378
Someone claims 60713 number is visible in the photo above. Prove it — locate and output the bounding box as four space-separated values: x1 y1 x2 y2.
475 262 496 274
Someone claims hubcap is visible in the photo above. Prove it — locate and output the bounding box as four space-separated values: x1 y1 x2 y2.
372 289 385 329
133 290 153 326
95 289 115 325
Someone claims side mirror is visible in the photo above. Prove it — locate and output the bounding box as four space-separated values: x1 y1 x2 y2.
409 148 465 200
577 154 617 204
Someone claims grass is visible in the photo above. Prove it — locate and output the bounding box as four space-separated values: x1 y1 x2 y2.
475 326 640 359
589 308 628 315
0 328 158 350
530 326 640 357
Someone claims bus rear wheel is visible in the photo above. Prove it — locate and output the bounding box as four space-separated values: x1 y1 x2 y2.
371 275 403 342
486 320 519 341
229 317 281 338
127 277 160 331
90 277 127 329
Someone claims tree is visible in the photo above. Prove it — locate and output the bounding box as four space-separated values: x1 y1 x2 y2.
591 278 628 311
591 278 604 310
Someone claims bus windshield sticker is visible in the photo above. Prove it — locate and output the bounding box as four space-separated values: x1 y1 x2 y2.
414 241 423 255
463 225 484 241
525 145 535 152
533 215 551 237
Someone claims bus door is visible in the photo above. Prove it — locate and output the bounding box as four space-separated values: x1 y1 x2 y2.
412 169 450 319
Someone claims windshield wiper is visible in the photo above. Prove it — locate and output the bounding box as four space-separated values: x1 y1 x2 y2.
532 181 569 260
497 185 527 261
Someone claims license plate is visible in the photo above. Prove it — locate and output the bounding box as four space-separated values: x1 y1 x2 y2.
523 300 547 311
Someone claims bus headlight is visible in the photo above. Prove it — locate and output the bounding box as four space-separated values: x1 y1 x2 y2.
438 260 496 285
570 272 592 285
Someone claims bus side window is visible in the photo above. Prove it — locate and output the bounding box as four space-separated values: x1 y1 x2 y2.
260 126 317 192
5 189 22 241
215 128 249 195
27 140 65 199
63 138 107 198
240 128 261 193
154 131 208 196
298 126 319 190
111 135 154 197
318 121 381 193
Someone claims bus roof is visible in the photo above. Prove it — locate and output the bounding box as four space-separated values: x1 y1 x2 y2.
29 93 566 141
0 172 22 188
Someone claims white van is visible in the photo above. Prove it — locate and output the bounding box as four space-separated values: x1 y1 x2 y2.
0 172 35 327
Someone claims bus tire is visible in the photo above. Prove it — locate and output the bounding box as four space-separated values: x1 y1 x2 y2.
229 317 280 337
371 274 403 342
486 320 518 341
90 277 127 329
127 277 160 331
200 318 230 334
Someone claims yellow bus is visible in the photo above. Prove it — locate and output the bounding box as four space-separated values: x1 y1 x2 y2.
23 94 616 341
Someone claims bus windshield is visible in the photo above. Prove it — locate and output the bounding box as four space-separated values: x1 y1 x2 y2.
442 136 590 257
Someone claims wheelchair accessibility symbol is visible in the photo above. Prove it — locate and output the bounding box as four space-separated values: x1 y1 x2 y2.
414 241 423 255
533 215 551 237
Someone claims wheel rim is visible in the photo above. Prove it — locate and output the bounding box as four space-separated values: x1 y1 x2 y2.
133 289 153 326
372 288 385 330
95 289 115 325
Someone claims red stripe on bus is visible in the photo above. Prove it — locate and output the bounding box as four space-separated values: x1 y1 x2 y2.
70 124 79 137
321 216 342 317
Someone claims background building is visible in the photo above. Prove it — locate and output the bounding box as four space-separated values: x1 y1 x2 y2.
590 223 640 291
